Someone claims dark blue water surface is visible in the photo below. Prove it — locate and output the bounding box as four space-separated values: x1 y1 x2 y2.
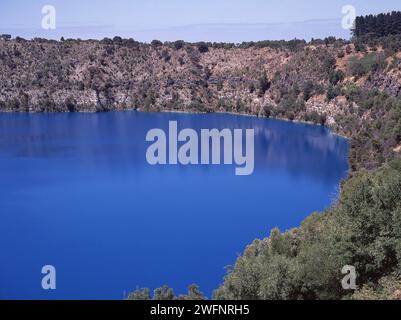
0 112 348 300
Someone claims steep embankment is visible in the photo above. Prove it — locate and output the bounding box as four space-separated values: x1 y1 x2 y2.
0 37 400 170
213 157 401 300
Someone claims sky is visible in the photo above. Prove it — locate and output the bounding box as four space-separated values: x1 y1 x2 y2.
1 0 401 42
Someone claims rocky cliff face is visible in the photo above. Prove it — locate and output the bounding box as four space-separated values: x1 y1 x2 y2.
0 38 398 116
0 37 400 169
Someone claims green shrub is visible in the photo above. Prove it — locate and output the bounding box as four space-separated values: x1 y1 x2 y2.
173 40 185 50
302 80 315 101
214 158 401 300
348 53 387 78
151 39 163 47
329 70 345 85
196 42 209 53
258 73 270 97
327 84 341 101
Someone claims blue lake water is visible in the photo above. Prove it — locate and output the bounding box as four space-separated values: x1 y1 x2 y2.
0 112 349 300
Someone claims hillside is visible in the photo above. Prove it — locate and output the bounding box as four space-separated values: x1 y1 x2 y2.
1 36 400 170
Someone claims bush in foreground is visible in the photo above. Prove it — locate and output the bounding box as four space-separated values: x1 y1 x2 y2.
214 158 401 300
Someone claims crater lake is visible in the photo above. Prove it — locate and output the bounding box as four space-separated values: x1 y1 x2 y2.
0 112 348 299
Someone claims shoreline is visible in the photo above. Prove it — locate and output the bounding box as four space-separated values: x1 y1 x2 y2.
0 107 350 140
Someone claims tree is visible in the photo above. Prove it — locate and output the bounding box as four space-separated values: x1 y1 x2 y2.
127 288 151 300
258 73 271 97
153 285 176 300
352 11 401 38
197 42 209 53
302 80 314 101
326 84 340 101
0 34 11 40
329 70 345 85
179 284 206 300
173 40 185 50
151 39 163 47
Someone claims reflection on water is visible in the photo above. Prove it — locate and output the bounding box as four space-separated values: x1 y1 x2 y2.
0 111 348 299
0 112 348 182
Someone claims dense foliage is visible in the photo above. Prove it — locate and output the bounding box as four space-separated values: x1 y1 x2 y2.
214 158 401 300
352 11 401 38
336 85 401 171
127 284 206 301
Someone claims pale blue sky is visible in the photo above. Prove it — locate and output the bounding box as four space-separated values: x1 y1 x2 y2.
1 0 400 42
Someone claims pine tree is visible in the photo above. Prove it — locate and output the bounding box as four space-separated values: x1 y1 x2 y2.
352 11 401 38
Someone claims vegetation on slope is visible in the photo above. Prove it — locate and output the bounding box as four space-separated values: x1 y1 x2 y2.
210 13 401 300
214 158 401 300
127 284 206 301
